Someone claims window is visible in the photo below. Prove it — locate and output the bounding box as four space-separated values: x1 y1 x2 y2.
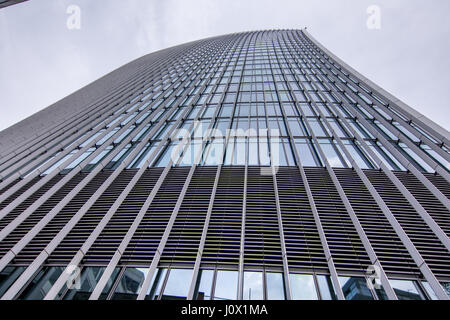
61 267 106 300
214 270 238 300
338 276 374 300
243 272 263 300
0 266 26 298
343 140 373 169
18 266 64 300
161 269 192 300
307 118 328 137
111 268 148 300
266 272 286 300
144 268 168 300
388 279 426 300
421 281 438 300
316 275 337 300
194 270 214 300
289 274 318 300
294 138 320 166
318 139 346 168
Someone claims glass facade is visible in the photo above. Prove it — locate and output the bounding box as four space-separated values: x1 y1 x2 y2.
0 29 448 301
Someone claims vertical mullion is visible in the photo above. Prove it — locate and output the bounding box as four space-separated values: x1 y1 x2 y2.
293 30 449 300
268 32 344 300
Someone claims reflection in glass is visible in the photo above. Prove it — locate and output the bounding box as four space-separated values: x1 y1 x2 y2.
338 276 374 300
161 269 192 300
18 266 64 300
62 267 105 300
214 270 238 300
243 272 263 300
316 275 337 300
194 269 214 300
290 274 318 300
388 279 425 300
145 268 167 300
0 266 26 298
97 268 120 300
111 267 148 300
266 272 286 300
421 281 438 300
442 283 450 298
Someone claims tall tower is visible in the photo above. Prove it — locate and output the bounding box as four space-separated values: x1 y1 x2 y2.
0 30 449 300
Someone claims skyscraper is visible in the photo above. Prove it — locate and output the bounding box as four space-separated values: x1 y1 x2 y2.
0 30 449 300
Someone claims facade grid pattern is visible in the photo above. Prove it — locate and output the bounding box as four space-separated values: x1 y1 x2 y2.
0 30 449 300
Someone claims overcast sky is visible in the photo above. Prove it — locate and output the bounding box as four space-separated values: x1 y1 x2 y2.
0 0 449 132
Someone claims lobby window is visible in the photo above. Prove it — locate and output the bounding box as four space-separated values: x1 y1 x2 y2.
243 271 264 300
338 276 374 300
17 266 64 300
388 279 426 300
214 270 238 300
60 267 107 300
289 273 318 300
266 272 286 300
144 268 168 300
194 269 214 300
0 266 26 298
316 275 337 300
161 269 193 300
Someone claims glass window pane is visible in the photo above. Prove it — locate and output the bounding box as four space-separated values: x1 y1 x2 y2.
161 269 192 300
0 266 26 298
214 270 238 300
243 272 263 300
338 276 374 300
442 282 450 297
319 140 345 168
388 279 425 300
421 281 438 300
62 267 105 300
98 268 121 300
294 139 319 166
145 268 168 300
266 272 286 300
112 268 148 300
316 275 337 300
194 270 214 300
18 266 64 300
290 274 318 300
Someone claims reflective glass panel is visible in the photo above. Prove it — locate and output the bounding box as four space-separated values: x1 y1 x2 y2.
338 276 374 300
161 269 192 300
111 267 149 300
290 274 318 300
0 266 26 298
316 275 337 300
388 279 425 300
266 272 286 300
243 272 263 300
214 270 238 300
18 266 64 300
62 267 105 300
145 268 168 300
194 269 214 300
421 281 438 300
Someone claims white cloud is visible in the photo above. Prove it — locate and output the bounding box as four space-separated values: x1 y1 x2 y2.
0 0 449 131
